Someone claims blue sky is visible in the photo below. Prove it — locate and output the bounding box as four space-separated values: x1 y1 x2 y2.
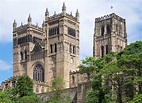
0 0 142 84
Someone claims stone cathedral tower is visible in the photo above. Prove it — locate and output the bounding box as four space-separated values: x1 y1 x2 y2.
13 3 79 88
93 13 127 58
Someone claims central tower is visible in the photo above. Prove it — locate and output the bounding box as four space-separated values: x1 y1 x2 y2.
44 3 80 87
13 3 79 88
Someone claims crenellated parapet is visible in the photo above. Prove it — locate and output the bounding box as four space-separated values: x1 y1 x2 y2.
70 70 80 75
0 76 18 91
47 12 78 22
45 2 79 22
13 14 44 36
13 23 43 33
95 13 125 23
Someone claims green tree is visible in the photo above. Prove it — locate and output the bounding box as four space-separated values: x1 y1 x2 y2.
79 57 105 80
15 75 34 97
19 95 42 103
51 76 65 91
0 91 12 103
0 75 42 103
128 94 142 103
117 41 142 100
46 76 71 103
78 57 107 103
46 92 71 103
4 88 17 102
84 41 142 103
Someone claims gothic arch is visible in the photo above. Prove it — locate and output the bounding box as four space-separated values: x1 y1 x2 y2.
32 62 44 82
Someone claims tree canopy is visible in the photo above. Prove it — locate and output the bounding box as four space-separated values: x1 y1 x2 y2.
46 76 71 103
0 75 42 103
79 41 142 103
15 75 34 97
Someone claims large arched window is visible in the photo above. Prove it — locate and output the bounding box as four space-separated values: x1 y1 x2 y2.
33 64 44 82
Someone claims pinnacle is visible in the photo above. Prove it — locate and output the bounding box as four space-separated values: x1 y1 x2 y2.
62 2 66 10
45 8 49 16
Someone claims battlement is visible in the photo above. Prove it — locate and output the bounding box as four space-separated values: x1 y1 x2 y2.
14 23 43 32
1 76 18 84
95 13 125 23
70 70 80 75
48 12 77 22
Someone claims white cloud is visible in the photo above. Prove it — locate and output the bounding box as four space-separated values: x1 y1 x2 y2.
0 59 12 70
0 0 142 59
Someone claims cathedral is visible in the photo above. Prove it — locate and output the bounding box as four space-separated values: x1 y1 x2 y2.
0 3 127 103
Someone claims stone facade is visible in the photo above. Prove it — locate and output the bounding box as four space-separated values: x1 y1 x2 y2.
93 13 127 58
12 3 79 89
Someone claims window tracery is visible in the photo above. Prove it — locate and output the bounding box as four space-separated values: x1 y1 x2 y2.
33 64 44 82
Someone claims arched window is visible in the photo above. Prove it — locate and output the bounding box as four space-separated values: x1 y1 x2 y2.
107 24 111 34
73 45 75 54
25 51 27 60
33 64 44 82
101 46 104 58
106 45 108 54
54 43 57 53
69 44 72 53
50 44 53 53
101 26 104 36
72 76 75 83
20 52 23 60
36 86 39 92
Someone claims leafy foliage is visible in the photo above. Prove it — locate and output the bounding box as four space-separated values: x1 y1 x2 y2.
128 94 142 103
0 91 12 103
51 76 65 91
81 41 142 103
46 92 71 103
0 75 42 103
19 95 42 103
15 75 34 97
46 76 71 103
79 57 106 80
4 88 17 102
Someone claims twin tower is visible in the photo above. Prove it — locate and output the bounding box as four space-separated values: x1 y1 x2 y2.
12 3 127 89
